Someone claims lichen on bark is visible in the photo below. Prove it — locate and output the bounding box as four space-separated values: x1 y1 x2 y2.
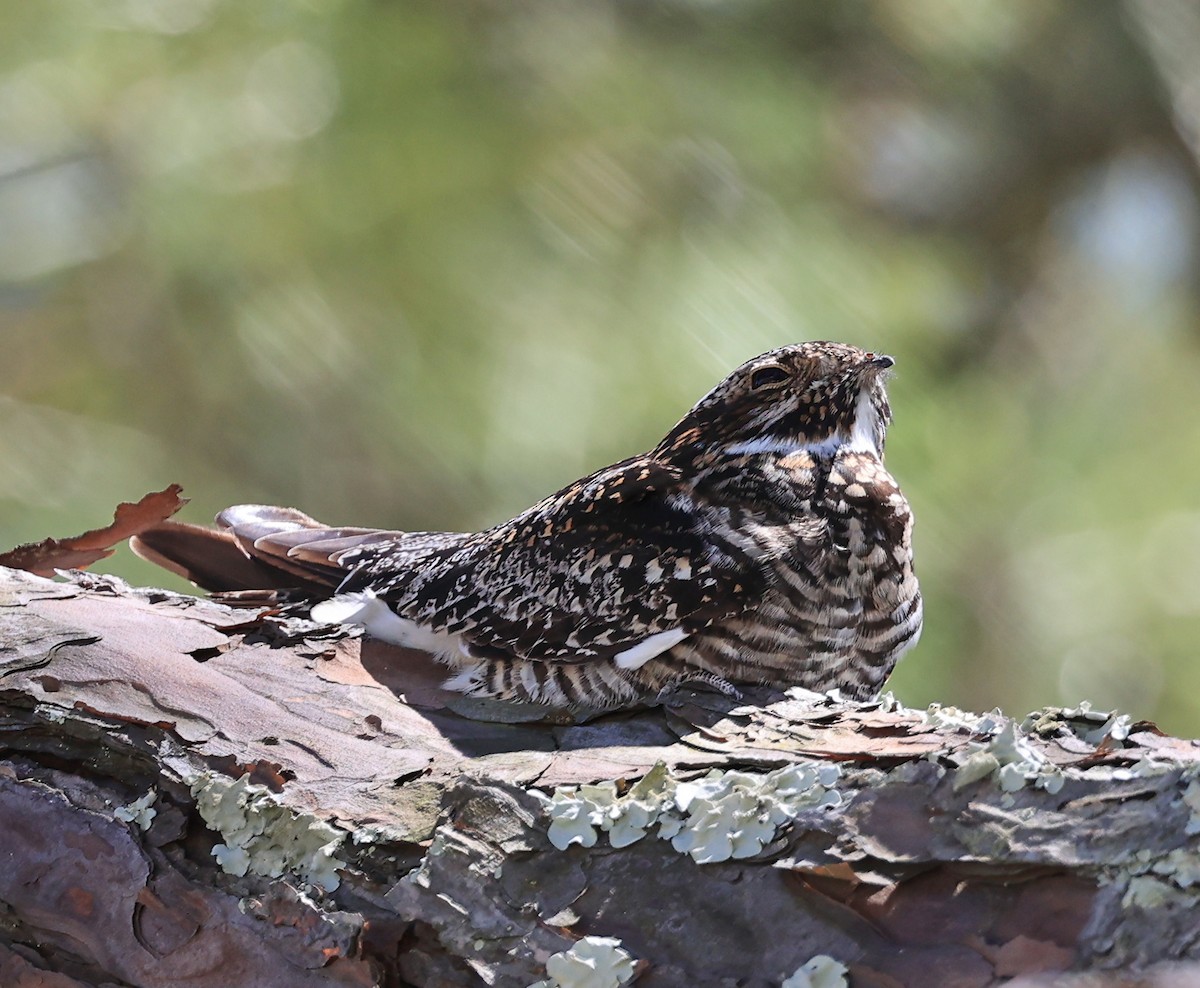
2 565 1200 987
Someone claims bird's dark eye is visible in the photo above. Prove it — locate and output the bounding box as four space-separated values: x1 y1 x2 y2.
750 365 790 391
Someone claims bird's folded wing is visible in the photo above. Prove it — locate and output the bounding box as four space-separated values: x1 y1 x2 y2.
380 455 768 662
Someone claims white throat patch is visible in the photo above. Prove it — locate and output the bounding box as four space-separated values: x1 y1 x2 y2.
724 388 881 459
848 388 880 454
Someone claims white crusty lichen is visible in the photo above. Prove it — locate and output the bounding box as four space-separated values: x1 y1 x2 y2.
781 954 849 988
534 760 842 864
189 772 345 891
528 935 637 988
113 789 158 830
952 719 1065 794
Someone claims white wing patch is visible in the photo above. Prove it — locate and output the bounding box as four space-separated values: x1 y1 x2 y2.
314 595 687 676
309 592 376 626
613 627 689 670
311 591 461 657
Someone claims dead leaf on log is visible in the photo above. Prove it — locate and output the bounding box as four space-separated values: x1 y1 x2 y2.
0 485 188 577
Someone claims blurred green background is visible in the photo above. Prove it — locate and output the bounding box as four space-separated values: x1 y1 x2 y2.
4 0 1200 732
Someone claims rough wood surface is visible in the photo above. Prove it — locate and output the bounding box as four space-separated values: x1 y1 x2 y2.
2 565 1199 988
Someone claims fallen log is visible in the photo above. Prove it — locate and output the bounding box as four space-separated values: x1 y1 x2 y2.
1 565 1199 987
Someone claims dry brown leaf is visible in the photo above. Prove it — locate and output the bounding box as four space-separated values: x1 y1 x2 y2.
0 485 187 577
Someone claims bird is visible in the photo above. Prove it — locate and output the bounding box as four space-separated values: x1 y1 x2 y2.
131 341 922 710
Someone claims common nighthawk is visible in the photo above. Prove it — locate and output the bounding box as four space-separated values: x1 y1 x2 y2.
132 342 921 709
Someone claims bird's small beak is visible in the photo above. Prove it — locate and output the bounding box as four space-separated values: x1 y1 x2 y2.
867 353 895 370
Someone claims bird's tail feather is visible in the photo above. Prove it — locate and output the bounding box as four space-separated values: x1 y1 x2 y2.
131 503 402 596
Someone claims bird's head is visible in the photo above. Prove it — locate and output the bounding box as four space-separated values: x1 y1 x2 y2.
657 341 895 462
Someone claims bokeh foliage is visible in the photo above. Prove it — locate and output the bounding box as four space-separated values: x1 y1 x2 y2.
4 1 1200 732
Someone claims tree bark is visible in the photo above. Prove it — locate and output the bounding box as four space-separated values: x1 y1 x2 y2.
1 565 1199 988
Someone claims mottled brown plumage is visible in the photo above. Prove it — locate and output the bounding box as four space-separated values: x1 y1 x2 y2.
132 342 921 709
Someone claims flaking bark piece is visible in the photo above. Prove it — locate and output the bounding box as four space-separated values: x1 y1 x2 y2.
0 485 188 577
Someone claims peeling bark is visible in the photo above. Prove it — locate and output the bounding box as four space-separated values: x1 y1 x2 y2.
1 565 1199 988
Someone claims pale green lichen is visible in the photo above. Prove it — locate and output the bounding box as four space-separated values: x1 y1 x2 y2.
545 785 612 850
953 719 1064 794
535 761 842 864
1150 848 1200 888
1098 781 1200 925
214 842 252 876
190 772 345 891
113 789 158 830
781 954 849 988
923 703 1003 735
1121 875 1180 910
670 775 776 863
528 935 636 988
1112 834 1200 894
872 690 903 713
1022 701 1132 745
1076 760 1171 784
1182 774 1200 836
